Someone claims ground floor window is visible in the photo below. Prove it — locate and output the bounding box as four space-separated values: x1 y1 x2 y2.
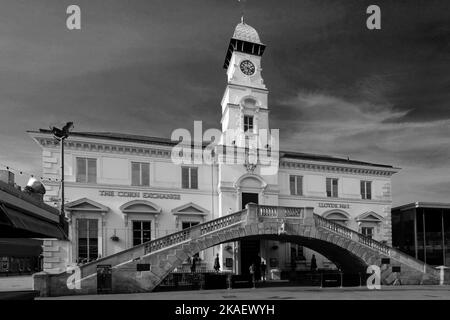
181 221 200 230
361 227 374 239
133 221 152 246
77 218 98 263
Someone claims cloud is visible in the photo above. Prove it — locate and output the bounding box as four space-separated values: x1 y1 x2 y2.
276 90 450 205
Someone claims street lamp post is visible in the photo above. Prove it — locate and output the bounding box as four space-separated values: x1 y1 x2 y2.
51 122 74 225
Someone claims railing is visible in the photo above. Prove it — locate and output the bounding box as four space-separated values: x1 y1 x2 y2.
314 214 391 255
144 210 247 254
145 229 190 254
258 205 305 218
200 210 246 235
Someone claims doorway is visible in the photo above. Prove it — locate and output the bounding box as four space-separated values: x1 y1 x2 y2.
240 192 260 277
241 192 259 209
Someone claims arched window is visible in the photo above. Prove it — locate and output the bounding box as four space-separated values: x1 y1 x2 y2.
322 210 350 226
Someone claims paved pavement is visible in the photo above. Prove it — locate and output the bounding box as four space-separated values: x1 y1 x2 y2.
37 285 450 300
0 276 33 292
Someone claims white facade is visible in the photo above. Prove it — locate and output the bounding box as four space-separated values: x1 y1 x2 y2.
29 19 398 274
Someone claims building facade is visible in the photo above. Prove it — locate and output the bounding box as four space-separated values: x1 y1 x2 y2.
29 19 398 276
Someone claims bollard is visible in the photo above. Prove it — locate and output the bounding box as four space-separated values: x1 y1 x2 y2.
340 272 343 288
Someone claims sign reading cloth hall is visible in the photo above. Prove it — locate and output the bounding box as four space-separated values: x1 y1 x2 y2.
318 202 350 209
99 190 181 200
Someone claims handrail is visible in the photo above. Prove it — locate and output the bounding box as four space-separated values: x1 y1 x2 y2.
314 214 390 255
144 209 246 254
314 214 438 275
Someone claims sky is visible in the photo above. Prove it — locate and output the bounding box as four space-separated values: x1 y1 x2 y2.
0 0 449 206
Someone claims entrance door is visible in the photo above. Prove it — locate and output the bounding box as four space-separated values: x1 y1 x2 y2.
241 192 259 209
240 192 260 277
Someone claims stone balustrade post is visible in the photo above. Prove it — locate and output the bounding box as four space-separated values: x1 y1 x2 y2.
190 224 201 239
303 207 315 226
245 203 258 225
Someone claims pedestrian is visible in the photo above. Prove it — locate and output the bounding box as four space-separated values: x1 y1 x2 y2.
190 255 197 273
260 260 267 282
214 253 220 273
249 263 256 288
310 254 317 272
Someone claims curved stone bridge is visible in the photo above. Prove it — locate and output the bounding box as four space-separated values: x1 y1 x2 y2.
34 204 440 296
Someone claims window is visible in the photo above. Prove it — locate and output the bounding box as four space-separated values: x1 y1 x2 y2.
131 162 150 186
289 175 303 196
182 221 200 230
132 221 151 246
361 181 372 200
361 227 374 239
182 167 198 189
326 178 338 198
77 219 98 263
244 115 254 132
76 157 97 183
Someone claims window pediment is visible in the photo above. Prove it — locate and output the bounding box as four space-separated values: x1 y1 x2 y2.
172 202 208 216
356 211 384 222
322 209 350 221
65 198 109 213
120 200 161 214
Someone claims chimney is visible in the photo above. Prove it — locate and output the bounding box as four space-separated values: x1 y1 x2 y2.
0 170 15 185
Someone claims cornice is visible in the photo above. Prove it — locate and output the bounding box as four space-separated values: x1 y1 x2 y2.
33 135 173 159
280 160 397 177
278 194 392 206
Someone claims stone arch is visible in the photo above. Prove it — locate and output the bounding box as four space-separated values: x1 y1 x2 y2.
234 173 267 191
322 209 350 226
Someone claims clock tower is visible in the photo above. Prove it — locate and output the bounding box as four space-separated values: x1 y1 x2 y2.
220 18 269 146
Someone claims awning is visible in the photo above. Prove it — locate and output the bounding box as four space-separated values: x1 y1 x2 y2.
0 238 42 257
0 204 66 239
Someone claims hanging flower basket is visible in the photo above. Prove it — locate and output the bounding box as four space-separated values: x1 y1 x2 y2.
271 245 279 250
110 235 119 242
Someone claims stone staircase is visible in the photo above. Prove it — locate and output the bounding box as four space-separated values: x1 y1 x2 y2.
314 214 440 285
34 204 441 297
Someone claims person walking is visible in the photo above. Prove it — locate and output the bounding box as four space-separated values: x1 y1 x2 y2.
310 254 317 272
260 260 267 282
249 263 256 288
190 255 197 273
214 253 221 273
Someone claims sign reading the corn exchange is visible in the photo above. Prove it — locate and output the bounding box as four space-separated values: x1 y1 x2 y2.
99 190 181 200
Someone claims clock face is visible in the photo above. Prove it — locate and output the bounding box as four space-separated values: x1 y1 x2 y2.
239 60 256 76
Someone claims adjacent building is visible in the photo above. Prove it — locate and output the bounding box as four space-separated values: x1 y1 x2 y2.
392 202 450 267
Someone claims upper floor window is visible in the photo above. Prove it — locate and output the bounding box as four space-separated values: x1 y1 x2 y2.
244 115 254 132
76 157 97 183
131 162 150 186
289 175 303 196
182 167 198 189
361 180 372 200
326 178 338 198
